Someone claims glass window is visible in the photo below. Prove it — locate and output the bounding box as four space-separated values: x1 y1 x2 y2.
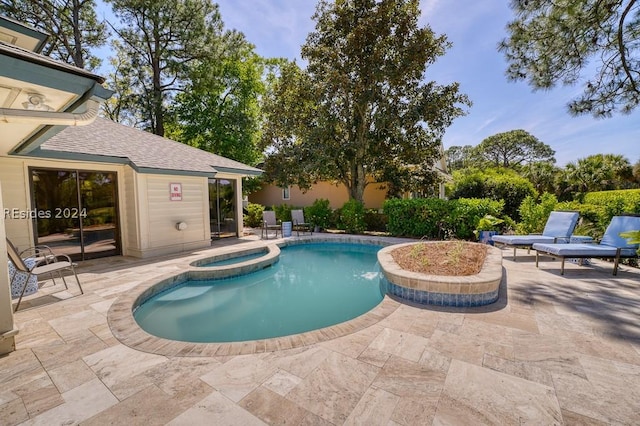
209 178 237 239
30 168 120 260
282 186 290 200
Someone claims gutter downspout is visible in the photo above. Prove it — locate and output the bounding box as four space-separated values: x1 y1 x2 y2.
0 99 100 126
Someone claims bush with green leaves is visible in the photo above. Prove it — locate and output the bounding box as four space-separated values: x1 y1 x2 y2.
304 198 332 230
338 199 366 234
273 203 293 222
384 197 504 239
448 167 536 220
244 203 265 228
516 192 559 234
583 189 640 215
445 198 506 239
364 209 388 232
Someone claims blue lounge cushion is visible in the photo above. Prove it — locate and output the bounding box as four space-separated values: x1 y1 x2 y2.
491 211 579 246
491 235 560 245
531 243 636 257
533 215 640 257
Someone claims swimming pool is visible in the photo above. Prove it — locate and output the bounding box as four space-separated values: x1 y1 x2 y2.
134 243 385 342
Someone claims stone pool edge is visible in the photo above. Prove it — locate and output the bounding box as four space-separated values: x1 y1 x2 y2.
107 234 409 357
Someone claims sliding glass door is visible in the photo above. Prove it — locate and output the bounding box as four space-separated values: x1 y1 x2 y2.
209 178 237 239
30 168 120 260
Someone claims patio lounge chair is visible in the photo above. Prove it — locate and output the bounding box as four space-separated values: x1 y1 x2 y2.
6 238 83 312
491 211 580 260
291 209 313 236
261 210 282 239
532 215 640 275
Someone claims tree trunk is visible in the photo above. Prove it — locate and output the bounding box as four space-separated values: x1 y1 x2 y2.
152 29 164 137
71 0 84 68
347 162 367 204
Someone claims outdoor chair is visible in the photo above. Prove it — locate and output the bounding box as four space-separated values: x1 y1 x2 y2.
6 238 83 312
261 210 282 239
291 209 313 236
532 215 640 275
491 211 580 260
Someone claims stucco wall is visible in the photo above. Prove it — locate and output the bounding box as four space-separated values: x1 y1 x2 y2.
249 181 388 209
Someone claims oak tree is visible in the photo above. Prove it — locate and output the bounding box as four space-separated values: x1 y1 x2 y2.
474 129 555 168
260 0 470 203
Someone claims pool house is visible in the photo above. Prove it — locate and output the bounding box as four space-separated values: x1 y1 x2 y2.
0 16 260 355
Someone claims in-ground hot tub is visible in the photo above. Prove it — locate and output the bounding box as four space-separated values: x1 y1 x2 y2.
377 241 503 307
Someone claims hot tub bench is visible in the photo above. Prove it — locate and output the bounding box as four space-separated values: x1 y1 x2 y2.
377 242 503 307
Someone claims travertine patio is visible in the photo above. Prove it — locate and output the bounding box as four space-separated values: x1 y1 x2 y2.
1 234 639 425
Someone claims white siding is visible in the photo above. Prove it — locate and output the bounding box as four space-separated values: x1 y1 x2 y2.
0 158 32 249
134 174 211 257
121 166 139 256
0 157 126 252
1 156 218 259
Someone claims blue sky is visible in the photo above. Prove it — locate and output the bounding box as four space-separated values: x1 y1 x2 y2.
214 0 639 167
94 0 639 167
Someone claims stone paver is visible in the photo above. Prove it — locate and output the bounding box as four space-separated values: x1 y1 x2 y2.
1 234 639 425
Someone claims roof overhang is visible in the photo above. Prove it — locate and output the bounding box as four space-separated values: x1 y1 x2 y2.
0 40 112 156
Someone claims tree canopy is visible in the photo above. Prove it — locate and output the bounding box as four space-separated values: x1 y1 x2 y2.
0 0 108 70
165 38 270 166
562 153 635 196
474 129 555 168
106 0 224 136
260 0 470 203
500 0 640 117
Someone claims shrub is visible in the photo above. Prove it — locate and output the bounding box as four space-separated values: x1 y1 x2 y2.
584 189 640 214
364 209 388 232
273 203 293 222
338 199 366 234
244 203 264 228
516 192 558 234
304 198 332 230
383 197 504 240
448 167 536 220
384 198 449 238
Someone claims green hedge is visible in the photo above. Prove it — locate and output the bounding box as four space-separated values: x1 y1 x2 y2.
384 197 504 239
517 189 640 240
583 189 640 215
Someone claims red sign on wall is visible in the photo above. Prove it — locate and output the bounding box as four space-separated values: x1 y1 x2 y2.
170 183 182 201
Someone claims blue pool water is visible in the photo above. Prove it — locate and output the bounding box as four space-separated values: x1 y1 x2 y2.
134 243 384 342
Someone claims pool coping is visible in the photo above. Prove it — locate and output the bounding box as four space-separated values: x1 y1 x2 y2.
107 234 409 357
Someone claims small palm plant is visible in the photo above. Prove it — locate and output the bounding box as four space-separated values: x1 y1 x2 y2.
473 215 504 239
620 230 640 255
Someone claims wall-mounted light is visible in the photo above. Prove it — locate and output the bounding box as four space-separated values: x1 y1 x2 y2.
22 93 53 111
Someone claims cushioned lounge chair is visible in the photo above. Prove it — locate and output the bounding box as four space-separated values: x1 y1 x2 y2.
6 238 83 312
261 210 282 239
291 209 313 236
491 211 579 260
533 215 640 275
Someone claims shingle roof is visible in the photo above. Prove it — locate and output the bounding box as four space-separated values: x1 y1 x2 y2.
37 117 262 176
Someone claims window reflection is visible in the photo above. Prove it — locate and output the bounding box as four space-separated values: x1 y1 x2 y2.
31 168 120 260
